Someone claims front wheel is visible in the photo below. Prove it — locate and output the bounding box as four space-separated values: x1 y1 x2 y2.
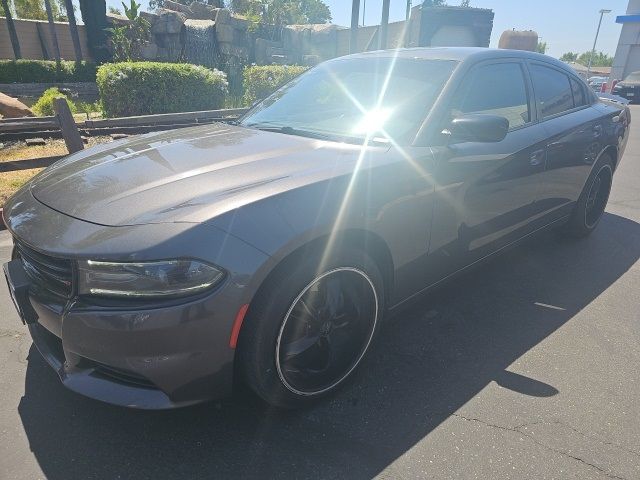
238 248 383 408
560 155 613 238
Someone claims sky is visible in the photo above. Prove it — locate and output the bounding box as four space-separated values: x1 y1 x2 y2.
105 0 630 58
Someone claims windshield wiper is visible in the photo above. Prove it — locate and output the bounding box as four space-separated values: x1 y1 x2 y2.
245 123 335 141
244 123 389 146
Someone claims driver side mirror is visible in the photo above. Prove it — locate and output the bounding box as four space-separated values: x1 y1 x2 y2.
444 114 509 143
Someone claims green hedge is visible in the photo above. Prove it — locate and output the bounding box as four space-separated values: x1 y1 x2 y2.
32 87 77 116
243 65 308 106
97 62 228 117
0 60 97 83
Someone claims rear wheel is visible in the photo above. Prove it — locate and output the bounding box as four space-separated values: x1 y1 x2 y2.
560 154 613 238
238 247 383 408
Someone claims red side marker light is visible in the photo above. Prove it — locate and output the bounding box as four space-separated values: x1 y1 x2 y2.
229 304 249 349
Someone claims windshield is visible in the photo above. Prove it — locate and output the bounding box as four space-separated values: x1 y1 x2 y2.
240 58 457 144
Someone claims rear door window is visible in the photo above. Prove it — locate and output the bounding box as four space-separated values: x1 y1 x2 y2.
530 64 574 118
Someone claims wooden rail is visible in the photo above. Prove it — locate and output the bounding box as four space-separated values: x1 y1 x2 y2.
0 107 249 141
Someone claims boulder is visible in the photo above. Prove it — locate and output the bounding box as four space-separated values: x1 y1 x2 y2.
161 0 191 15
0 92 34 118
216 23 235 43
152 9 186 35
189 2 218 20
140 11 159 24
218 43 249 61
214 8 231 24
255 37 282 65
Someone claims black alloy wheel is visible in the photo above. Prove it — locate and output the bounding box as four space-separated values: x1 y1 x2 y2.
276 267 378 396
584 165 612 229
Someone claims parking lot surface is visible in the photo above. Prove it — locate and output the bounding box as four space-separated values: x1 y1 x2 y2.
2 107 640 480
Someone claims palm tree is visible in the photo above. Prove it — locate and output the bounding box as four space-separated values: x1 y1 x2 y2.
2 0 22 58
44 0 62 61
63 0 83 60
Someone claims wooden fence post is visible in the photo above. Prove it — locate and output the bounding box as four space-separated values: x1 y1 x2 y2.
54 98 84 154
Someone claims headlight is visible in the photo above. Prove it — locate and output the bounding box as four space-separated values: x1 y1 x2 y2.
77 259 224 298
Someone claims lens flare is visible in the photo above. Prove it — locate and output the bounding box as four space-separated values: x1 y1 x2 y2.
353 108 393 135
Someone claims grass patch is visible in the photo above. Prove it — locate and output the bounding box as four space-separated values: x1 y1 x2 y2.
1 136 113 205
0 168 43 206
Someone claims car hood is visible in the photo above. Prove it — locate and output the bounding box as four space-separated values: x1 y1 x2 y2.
30 123 383 226
616 81 640 88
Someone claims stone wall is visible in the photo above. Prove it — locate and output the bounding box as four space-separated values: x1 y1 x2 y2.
108 3 494 69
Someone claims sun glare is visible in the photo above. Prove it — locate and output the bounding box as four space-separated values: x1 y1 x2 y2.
353 108 393 135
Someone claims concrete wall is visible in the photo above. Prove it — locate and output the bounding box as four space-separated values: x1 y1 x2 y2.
611 0 640 81
335 20 409 57
0 17 92 61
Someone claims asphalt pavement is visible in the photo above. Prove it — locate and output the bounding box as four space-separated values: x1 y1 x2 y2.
2 108 640 480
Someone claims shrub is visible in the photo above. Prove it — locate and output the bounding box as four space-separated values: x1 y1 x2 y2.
96 62 228 117
0 60 97 83
242 65 308 106
32 87 77 116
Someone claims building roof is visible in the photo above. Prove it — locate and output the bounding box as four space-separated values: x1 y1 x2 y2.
564 62 611 75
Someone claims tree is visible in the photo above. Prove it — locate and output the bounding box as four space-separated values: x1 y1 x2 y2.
560 52 578 63
422 0 447 6
460 0 470 6
578 51 613 67
79 0 111 63
535 41 547 54
44 0 62 61
229 0 332 25
1 0 22 58
105 0 151 61
149 0 223 9
108 6 122 14
64 0 83 60
3 0 67 21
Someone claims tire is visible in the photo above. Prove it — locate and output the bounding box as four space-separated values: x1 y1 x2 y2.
237 247 384 408
559 153 614 238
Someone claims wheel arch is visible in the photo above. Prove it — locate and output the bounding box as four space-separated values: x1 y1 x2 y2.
602 144 619 171
233 228 395 360
256 228 394 311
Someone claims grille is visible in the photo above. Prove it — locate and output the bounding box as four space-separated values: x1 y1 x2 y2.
14 240 73 298
89 360 156 389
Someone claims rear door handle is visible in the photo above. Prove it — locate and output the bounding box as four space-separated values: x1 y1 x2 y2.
530 149 545 166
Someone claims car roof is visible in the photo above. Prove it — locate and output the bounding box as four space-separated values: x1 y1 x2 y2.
334 47 576 75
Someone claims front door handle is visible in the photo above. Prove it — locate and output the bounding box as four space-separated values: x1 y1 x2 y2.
530 149 545 166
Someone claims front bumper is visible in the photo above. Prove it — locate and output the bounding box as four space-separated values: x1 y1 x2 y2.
3 189 271 409
22 286 234 409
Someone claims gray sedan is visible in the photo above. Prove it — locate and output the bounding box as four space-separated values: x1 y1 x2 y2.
3 48 629 408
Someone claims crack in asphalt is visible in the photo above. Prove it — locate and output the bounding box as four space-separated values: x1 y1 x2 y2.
451 414 631 480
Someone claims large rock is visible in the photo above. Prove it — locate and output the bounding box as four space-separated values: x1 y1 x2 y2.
0 92 33 118
189 2 218 20
161 0 191 15
218 43 249 61
255 37 282 65
152 9 186 35
214 8 231 24
216 23 235 43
